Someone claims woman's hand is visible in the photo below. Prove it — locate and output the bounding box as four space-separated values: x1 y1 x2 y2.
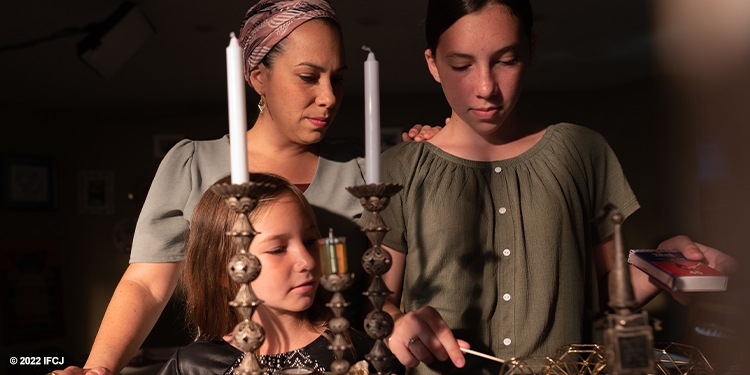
51 366 113 375
402 118 450 142
387 306 467 369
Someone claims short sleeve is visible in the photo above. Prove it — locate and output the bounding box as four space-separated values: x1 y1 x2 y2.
581 128 640 243
129 139 196 263
130 137 232 263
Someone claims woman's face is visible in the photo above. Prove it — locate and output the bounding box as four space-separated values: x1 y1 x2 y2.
248 193 321 315
253 20 346 145
425 4 534 134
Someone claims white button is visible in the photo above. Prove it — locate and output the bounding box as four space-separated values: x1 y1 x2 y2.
503 249 511 256
494 167 502 173
503 338 512 346
498 207 507 214
503 293 511 301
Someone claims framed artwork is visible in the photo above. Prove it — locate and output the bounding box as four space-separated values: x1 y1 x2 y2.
0 155 58 211
78 170 115 215
153 134 185 159
0 239 65 343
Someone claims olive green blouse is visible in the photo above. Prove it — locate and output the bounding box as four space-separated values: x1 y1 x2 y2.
369 123 639 375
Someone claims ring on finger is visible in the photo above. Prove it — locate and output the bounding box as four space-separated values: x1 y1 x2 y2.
407 337 419 346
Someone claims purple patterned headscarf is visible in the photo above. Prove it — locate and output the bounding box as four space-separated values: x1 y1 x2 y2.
239 0 339 82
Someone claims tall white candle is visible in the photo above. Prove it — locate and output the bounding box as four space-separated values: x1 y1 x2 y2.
363 46 380 184
227 32 248 184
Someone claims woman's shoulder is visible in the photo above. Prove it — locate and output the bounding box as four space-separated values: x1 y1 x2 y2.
318 140 365 175
160 135 230 166
312 141 366 189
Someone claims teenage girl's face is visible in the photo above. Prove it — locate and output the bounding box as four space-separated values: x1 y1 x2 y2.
252 20 346 145
248 193 321 315
425 4 534 134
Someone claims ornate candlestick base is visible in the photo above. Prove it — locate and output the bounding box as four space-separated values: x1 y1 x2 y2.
320 273 355 375
597 204 654 375
346 183 403 375
211 180 278 375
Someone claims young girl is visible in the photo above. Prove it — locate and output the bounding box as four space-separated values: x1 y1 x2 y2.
157 173 372 374
372 1 737 374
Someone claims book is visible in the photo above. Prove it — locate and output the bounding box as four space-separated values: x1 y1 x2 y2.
628 249 728 292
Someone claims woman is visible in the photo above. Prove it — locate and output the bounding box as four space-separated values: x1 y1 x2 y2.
56 1 436 374
157 173 373 374
370 1 738 374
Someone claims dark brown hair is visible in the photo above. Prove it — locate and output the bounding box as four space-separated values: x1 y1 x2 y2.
426 0 533 54
181 173 330 340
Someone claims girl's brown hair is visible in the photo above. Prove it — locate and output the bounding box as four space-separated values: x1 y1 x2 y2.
181 173 330 340
426 0 533 54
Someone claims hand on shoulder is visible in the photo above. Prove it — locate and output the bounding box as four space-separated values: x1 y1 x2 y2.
402 118 449 143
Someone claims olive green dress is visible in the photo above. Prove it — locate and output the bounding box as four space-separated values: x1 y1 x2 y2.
368 123 639 375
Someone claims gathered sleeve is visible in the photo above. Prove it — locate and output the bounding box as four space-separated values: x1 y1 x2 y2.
130 137 231 263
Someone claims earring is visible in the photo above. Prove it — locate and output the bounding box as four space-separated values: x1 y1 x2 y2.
258 97 265 114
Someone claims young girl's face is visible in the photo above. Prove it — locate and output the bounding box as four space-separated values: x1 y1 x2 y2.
248 193 321 314
425 3 534 134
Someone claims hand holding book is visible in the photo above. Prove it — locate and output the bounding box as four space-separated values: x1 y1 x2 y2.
628 249 728 292
628 236 739 305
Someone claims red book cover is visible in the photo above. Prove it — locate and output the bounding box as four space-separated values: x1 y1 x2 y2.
628 249 728 292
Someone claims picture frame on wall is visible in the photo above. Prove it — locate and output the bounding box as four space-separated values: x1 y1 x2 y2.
0 155 58 211
78 170 115 215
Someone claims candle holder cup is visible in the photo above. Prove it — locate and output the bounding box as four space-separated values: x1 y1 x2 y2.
346 182 403 375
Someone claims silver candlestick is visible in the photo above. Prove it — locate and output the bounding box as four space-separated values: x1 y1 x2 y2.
346 183 403 375
211 180 278 375
319 230 355 375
